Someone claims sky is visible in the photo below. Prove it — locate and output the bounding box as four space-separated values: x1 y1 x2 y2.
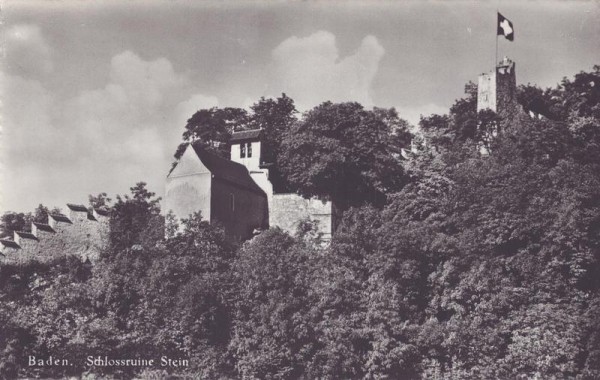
1 0 598 213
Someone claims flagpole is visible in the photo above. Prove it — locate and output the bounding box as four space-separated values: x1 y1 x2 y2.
495 33 498 68
495 10 499 68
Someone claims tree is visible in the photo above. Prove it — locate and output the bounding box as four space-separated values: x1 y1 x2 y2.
248 94 298 191
230 228 321 379
89 192 112 210
175 107 248 160
278 102 406 209
108 182 162 253
0 212 30 238
248 93 297 165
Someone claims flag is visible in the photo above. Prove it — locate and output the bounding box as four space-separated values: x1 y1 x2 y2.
497 12 514 41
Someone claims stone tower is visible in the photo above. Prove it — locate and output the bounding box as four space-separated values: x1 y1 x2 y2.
477 56 519 124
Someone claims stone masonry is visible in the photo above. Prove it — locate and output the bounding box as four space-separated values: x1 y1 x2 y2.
0 204 110 265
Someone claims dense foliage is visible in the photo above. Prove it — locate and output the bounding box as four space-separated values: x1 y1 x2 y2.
1 66 599 379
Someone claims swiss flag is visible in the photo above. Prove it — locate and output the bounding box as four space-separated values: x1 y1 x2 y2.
497 12 514 41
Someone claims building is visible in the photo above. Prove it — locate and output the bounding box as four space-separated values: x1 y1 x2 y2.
165 142 269 242
478 56 554 124
165 129 336 242
229 129 336 241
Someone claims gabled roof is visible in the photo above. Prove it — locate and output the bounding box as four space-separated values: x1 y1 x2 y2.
230 129 262 143
49 214 72 223
0 239 20 249
94 208 110 216
67 204 88 212
33 223 55 233
15 231 38 240
191 144 266 196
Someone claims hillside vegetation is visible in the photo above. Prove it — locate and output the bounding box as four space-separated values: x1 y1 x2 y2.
1 65 599 379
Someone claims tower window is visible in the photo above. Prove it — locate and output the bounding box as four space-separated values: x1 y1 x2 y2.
230 194 235 212
247 142 252 158
240 143 246 158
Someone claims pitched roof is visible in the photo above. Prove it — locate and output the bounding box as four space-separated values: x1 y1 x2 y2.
0 239 20 249
49 214 72 223
15 231 38 240
67 203 88 212
94 208 110 216
191 143 266 196
230 129 262 143
33 223 55 233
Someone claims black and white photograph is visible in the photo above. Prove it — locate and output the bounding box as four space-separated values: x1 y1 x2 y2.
1 0 599 378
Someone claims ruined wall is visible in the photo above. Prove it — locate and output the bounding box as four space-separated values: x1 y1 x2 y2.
477 58 519 126
495 59 520 128
211 179 268 242
270 194 333 241
0 205 109 265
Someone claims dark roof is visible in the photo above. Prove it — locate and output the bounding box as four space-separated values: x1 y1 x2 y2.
49 214 72 223
191 143 266 196
0 239 20 249
33 223 55 233
15 231 38 240
230 129 262 143
94 208 110 216
67 203 88 212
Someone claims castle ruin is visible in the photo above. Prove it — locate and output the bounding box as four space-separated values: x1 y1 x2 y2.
0 205 110 264
1 57 548 264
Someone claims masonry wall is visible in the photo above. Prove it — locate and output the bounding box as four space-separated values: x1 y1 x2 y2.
270 194 333 241
166 146 212 221
495 60 520 128
0 208 109 265
477 71 497 112
211 179 268 242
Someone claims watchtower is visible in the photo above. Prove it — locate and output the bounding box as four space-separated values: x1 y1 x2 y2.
477 57 519 118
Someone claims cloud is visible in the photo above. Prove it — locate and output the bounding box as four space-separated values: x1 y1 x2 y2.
268 31 385 110
1 50 219 212
0 72 58 211
3 24 53 79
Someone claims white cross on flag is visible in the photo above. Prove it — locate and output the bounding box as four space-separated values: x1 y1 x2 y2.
497 12 514 41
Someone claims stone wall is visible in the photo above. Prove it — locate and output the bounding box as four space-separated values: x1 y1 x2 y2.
495 58 520 129
270 194 333 241
477 57 520 127
477 71 497 112
0 204 109 265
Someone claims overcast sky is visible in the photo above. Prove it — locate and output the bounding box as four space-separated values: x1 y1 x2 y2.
1 0 598 213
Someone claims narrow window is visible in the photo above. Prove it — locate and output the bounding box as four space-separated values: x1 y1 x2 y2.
240 143 246 158
247 142 252 158
230 194 235 212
